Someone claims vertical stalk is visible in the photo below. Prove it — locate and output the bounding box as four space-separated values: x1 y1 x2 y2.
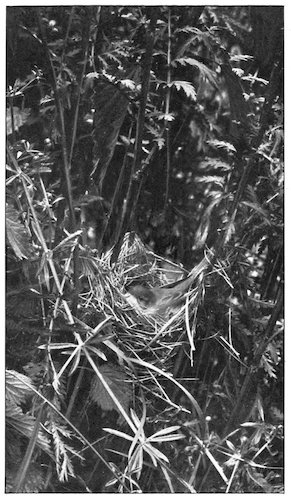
37 9 76 231
8 97 16 144
127 9 158 229
13 405 44 492
68 13 91 165
132 11 157 178
221 62 281 249
99 124 133 250
164 7 171 211
112 8 158 260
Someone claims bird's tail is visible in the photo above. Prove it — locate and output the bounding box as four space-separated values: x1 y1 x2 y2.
188 247 215 281
161 247 215 292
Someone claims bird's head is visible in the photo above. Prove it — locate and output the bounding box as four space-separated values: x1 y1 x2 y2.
126 284 156 309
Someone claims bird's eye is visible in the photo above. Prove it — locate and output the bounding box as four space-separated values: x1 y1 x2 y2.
127 285 155 309
138 294 151 307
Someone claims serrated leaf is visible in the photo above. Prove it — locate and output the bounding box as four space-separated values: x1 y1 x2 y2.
175 27 214 58
232 67 244 78
6 204 33 259
207 139 237 153
6 370 52 456
173 58 218 88
169 80 196 101
85 71 99 81
157 112 175 122
6 370 34 405
260 354 277 378
119 79 136 90
199 158 232 171
196 175 224 187
90 363 132 414
168 80 197 101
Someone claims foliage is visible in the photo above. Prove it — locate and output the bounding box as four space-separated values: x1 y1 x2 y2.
6 5 283 493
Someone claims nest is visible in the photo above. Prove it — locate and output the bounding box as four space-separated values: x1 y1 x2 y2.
78 232 211 370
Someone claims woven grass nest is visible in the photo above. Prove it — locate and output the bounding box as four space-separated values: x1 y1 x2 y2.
78 232 214 369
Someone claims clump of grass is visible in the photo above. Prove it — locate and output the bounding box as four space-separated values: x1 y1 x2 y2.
78 232 216 363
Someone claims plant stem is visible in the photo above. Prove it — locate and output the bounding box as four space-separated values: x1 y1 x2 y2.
164 7 172 211
37 9 76 231
13 405 44 492
224 286 283 434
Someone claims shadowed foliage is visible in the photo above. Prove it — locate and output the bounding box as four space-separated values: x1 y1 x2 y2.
6 6 283 493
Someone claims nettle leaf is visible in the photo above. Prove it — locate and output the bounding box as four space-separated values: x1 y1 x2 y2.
85 71 99 81
169 81 196 101
172 57 218 88
232 67 244 78
199 158 232 171
6 403 52 456
156 112 175 122
260 353 277 379
155 137 165 149
175 27 215 57
146 125 165 149
6 370 52 456
207 139 237 153
6 370 34 406
89 363 132 415
119 79 136 91
196 175 225 187
6 203 34 259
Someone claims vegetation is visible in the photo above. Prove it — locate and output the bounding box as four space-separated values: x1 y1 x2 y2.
6 5 283 493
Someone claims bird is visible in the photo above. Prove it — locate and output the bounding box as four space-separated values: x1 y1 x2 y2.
125 249 214 318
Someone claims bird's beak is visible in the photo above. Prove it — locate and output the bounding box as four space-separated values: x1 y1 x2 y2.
123 291 141 309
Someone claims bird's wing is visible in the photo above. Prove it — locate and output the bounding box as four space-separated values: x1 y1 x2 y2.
161 248 214 292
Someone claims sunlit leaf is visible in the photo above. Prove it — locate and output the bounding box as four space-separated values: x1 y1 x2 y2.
168 81 196 101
